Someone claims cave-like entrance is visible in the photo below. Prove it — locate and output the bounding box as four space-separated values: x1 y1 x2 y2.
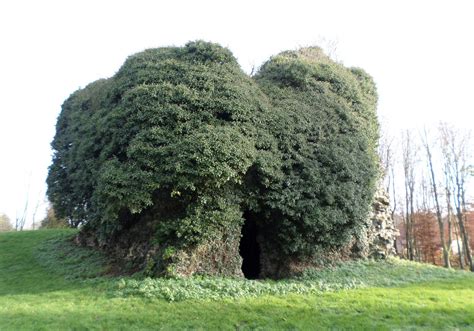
239 210 261 279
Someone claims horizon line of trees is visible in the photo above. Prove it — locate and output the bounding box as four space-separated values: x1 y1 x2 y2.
0 203 70 232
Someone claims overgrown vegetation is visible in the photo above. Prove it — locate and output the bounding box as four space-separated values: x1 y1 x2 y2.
47 41 380 277
116 258 472 302
253 47 379 263
1 230 474 330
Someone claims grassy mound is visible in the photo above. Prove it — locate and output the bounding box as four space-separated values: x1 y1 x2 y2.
35 230 111 279
1 229 473 330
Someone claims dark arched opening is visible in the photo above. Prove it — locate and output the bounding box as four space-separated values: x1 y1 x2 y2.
239 210 261 279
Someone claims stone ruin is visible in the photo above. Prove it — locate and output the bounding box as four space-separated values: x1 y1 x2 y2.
365 186 399 259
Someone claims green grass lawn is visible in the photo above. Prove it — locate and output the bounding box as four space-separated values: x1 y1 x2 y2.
1 229 473 330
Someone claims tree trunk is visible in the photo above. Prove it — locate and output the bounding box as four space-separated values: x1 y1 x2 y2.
422 130 451 268
453 219 464 269
456 211 473 271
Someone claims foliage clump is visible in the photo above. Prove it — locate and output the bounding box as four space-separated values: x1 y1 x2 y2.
252 47 379 262
47 41 380 277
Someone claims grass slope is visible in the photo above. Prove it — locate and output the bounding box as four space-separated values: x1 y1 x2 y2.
0 229 473 330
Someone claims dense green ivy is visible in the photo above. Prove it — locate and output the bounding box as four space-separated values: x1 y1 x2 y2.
253 48 379 256
47 41 379 265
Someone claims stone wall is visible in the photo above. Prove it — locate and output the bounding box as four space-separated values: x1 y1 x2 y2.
75 185 399 278
365 187 399 258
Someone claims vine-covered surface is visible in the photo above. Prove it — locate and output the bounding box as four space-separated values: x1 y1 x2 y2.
47 41 379 277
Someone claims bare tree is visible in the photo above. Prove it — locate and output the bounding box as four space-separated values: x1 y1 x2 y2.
31 199 40 230
402 130 417 260
451 210 464 268
444 169 455 265
15 197 29 231
378 126 398 219
440 123 473 271
421 128 451 268
418 170 431 212
15 175 32 231
379 130 393 192
316 36 340 61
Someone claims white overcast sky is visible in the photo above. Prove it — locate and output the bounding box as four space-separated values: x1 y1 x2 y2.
0 0 473 226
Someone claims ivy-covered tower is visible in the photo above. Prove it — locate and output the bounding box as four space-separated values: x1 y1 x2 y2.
48 41 387 278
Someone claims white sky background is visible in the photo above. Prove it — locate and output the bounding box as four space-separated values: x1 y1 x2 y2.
0 0 473 227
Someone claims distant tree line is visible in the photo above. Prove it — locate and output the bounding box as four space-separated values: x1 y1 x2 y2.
380 123 473 271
